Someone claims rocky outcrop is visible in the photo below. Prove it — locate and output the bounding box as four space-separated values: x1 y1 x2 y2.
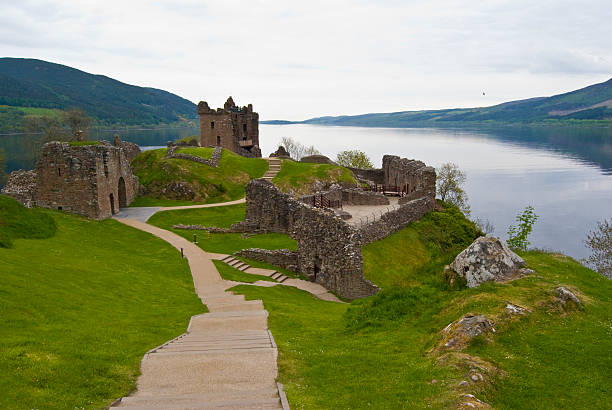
440 315 496 350
555 286 581 306
447 237 534 287
300 154 336 165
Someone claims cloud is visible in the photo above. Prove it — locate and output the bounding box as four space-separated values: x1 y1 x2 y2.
1 0 611 119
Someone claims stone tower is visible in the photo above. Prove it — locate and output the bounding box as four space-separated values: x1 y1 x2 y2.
197 97 262 158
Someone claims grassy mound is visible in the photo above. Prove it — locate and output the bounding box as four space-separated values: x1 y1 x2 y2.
148 204 297 255
0 195 57 248
272 159 358 196
131 148 268 205
229 202 611 408
0 209 203 408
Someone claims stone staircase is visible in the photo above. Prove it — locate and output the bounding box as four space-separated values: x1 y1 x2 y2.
220 255 290 283
111 291 287 409
262 158 281 180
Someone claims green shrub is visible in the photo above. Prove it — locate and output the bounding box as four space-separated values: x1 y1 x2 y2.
0 195 57 248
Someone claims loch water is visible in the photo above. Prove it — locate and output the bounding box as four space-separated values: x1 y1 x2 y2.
1 124 610 260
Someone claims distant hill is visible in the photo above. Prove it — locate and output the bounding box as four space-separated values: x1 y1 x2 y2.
262 78 612 126
0 58 197 127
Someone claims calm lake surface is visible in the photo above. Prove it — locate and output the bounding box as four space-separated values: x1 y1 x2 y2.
2 124 610 260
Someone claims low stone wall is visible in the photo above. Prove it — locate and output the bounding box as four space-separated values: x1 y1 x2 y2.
166 143 223 167
239 179 379 299
341 189 389 205
357 196 435 245
348 167 385 184
1 169 38 207
236 248 299 272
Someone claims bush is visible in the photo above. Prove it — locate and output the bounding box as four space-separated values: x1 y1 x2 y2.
585 218 611 279
507 205 538 251
335 150 374 169
0 195 57 248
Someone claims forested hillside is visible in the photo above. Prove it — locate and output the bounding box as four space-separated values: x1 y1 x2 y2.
0 58 197 128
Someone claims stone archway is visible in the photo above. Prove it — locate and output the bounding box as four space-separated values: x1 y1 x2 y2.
118 177 127 208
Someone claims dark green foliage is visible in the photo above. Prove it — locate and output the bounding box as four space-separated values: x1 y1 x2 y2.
0 195 56 248
0 58 197 127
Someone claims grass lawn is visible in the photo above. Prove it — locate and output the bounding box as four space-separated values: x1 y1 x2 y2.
229 203 612 408
212 260 275 283
148 204 297 255
272 159 358 196
0 197 203 408
131 148 268 206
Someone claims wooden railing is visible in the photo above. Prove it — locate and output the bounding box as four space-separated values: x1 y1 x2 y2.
364 184 408 197
308 194 342 209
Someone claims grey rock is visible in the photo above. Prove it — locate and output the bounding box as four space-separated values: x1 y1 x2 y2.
449 236 534 287
555 286 581 305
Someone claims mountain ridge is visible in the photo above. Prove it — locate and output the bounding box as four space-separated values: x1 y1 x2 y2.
263 77 612 126
0 58 197 126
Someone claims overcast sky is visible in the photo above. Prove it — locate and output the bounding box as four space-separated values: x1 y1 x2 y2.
2 0 611 120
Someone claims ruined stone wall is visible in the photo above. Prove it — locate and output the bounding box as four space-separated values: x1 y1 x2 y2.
300 155 336 165
113 135 141 163
236 248 299 272
240 179 379 299
357 196 435 245
198 97 261 158
1 170 38 207
347 167 385 184
3 142 138 220
383 155 436 201
166 144 223 167
341 189 389 205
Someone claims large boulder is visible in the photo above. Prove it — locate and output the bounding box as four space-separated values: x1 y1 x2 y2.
447 236 533 287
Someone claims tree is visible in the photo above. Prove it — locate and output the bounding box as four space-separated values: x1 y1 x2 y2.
506 205 538 251
474 218 495 235
335 150 374 169
585 218 611 279
63 108 93 140
279 137 320 160
436 162 470 215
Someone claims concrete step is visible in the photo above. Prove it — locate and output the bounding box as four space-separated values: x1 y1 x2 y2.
237 265 250 271
115 396 281 409
220 255 234 263
277 276 289 283
118 388 279 406
209 301 264 312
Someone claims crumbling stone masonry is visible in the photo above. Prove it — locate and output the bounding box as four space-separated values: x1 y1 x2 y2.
165 143 223 167
198 96 262 158
1 141 139 220
349 154 436 202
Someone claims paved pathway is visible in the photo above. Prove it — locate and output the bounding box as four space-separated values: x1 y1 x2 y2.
111 218 287 409
110 159 343 408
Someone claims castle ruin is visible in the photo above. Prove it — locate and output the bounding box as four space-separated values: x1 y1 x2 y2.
198 97 262 158
2 138 140 220
229 155 437 299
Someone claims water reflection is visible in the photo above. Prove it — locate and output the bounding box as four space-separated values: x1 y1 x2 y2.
1 123 610 260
